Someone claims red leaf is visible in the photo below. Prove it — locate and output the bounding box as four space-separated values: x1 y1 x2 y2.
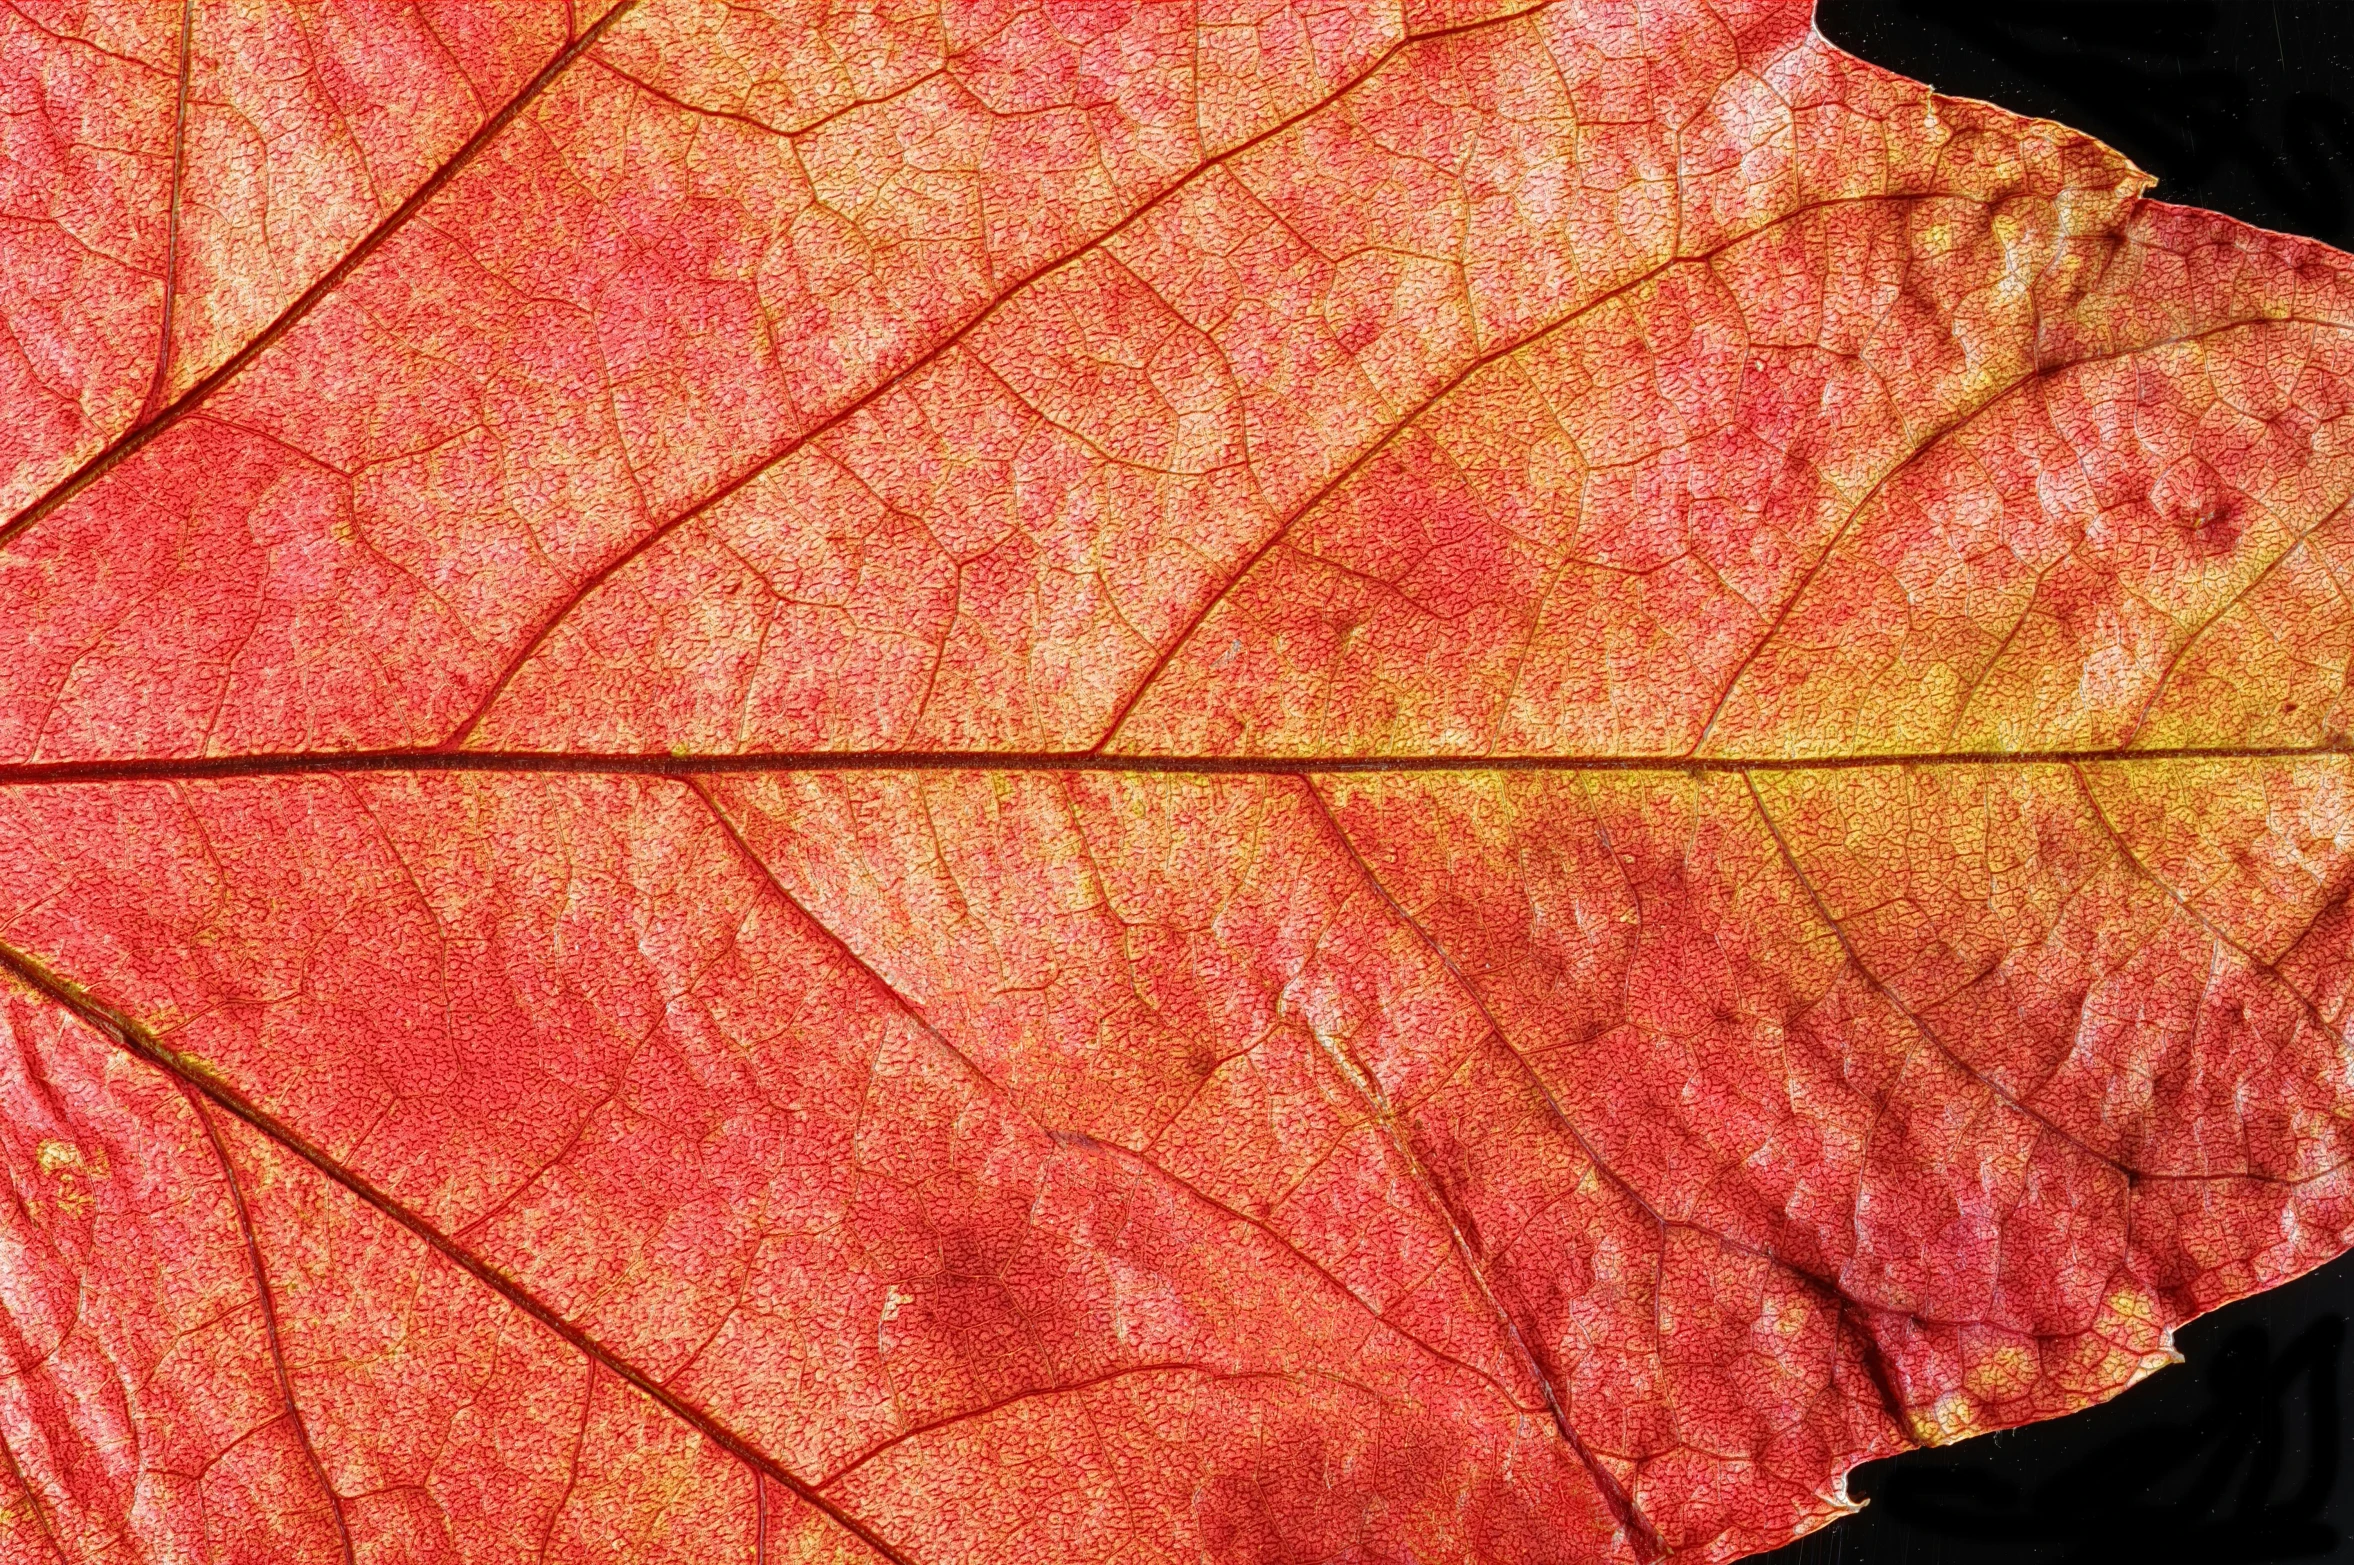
4 2 2353 1560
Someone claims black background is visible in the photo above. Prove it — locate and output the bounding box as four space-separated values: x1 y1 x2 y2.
1744 5 2354 1563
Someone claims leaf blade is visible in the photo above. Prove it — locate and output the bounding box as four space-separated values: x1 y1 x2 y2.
8 3 2354 1560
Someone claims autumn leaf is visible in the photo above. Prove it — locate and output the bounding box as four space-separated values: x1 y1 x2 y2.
5 1 2354 1561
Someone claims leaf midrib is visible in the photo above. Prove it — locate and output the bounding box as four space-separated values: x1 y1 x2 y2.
0 742 2344 787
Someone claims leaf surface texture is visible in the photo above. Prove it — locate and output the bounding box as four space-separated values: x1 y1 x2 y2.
4 2 2354 1561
